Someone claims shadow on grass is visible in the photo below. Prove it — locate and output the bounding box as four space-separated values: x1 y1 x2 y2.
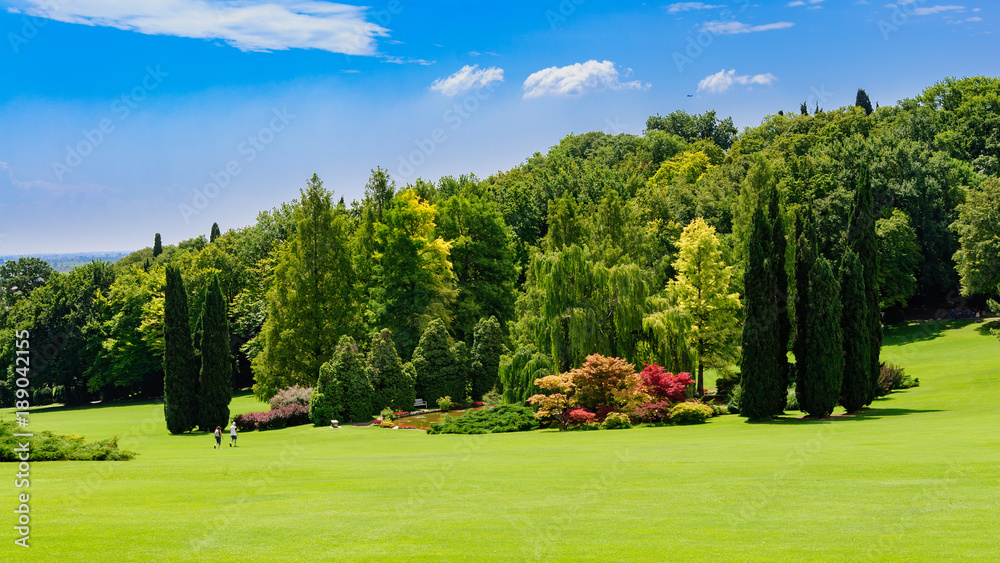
975 319 1000 336
883 319 980 346
754 402 942 424
8 389 257 423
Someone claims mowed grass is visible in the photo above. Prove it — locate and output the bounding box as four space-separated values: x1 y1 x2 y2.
3 320 1000 562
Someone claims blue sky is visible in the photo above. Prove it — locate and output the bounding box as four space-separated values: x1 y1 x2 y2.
0 0 996 254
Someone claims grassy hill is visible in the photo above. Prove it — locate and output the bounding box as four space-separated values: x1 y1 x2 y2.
4 320 998 561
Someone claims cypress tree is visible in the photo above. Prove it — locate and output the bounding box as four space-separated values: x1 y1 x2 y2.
197 274 232 431
855 88 874 116
740 205 780 421
309 336 373 424
839 249 869 413
800 257 843 418
210 222 221 242
848 168 881 404
793 208 818 408
368 329 415 412
337 336 375 423
309 360 340 426
451 341 472 401
768 186 791 414
800 101 809 116
153 233 163 258
412 319 458 405
163 265 198 434
471 316 503 401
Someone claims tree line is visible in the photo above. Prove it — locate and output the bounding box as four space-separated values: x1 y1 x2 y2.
1 77 998 419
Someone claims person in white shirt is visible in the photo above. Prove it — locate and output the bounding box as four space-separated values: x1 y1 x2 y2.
229 422 238 447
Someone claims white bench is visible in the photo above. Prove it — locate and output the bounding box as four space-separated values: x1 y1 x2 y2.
413 398 427 409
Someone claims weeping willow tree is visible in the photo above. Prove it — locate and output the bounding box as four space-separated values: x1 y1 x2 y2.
525 244 650 372
499 346 555 404
641 294 696 373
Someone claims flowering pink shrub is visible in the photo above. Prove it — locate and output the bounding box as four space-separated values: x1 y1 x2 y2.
639 364 693 402
233 404 311 431
566 407 597 425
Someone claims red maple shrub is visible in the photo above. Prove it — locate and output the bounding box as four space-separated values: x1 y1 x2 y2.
631 401 672 423
638 364 693 402
565 407 597 425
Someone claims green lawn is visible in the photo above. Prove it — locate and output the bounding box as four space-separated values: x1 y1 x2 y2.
3 320 999 561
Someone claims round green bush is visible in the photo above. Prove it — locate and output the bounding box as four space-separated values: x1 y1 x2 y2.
668 402 712 425
600 411 633 430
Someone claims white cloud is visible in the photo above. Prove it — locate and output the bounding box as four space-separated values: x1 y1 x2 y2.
666 2 724 12
697 69 777 94
701 20 795 34
788 0 825 6
967 16 983 21
913 5 965 15
522 60 647 99
430 65 504 96
8 0 388 55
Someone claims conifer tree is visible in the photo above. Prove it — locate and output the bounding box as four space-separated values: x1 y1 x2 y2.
670 218 740 397
848 168 881 404
210 222 221 242
163 265 198 433
855 88 874 116
197 273 232 431
368 329 416 412
740 205 780 421
309 336 373 423
252 174 359 399
768 186 791 414
471 316 503 401
839 249 869 413
153 233 163 258
800 257 843 418
793 208 818 408
412 319 459 404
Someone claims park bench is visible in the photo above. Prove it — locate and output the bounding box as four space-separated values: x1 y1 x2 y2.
413 398 427 409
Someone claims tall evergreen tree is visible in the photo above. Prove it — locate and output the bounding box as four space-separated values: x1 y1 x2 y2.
412 319 460 403
251 174 359 399
210 222 221 242
848 167 881 404
793 208 818 408
153 233 163 258
800 101 809 116
309 336 373 424
471 316 503 401
368 329 415 412
740 204 780 421
799 257 843 418
768 186 791 414
839 249 869 413
855 88 874 116
163 265 198 434
197 273 232 431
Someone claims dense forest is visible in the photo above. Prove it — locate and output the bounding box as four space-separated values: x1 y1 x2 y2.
2 76 998 409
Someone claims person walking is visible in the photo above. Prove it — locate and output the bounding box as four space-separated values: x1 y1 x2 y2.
229 422 238 447
213 426 222 449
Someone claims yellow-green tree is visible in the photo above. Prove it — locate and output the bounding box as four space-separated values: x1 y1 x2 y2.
372 189 457 359
669 218 741 396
